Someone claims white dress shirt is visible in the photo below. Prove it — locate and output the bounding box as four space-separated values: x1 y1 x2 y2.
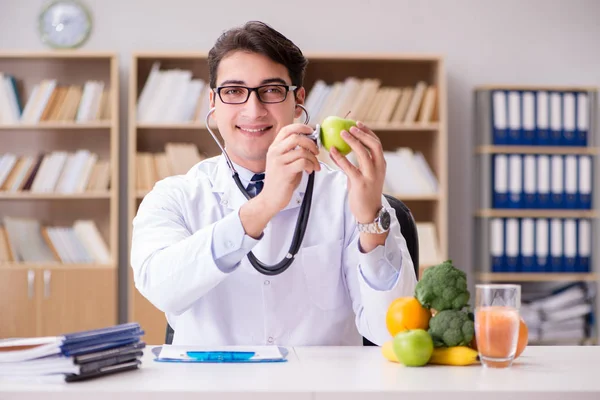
130 154 417 347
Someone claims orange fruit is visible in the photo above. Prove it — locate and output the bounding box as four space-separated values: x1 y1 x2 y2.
515 317 528 359
386 297 432 337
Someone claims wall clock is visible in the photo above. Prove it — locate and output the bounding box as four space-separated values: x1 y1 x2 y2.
38 0 92 49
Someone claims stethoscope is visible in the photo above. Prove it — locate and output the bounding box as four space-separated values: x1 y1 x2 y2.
204 104 320 276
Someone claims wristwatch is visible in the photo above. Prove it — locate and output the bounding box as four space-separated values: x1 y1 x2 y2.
357 206 391 234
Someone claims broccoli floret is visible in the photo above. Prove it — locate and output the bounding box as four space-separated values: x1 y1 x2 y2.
428 309 475 347
414 260 470 311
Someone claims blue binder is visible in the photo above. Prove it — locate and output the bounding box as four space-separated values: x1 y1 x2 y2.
576 92 589 146
549 91 563 146
578 155 592 210
577 219 591 273
60 323 145 357
535 91 551 146
507 91 522 145
521 91 536 145
491 90 508 145
562 92 577 146
535 218 550 273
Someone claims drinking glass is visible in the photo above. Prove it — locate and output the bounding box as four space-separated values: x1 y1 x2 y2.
474 284 521 368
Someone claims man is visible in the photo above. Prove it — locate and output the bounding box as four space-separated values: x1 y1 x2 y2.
130 21 417 347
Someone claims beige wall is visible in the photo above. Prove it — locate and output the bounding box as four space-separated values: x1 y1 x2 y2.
1 0 599 319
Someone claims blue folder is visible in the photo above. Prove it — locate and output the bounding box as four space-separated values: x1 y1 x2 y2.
152 346 289 363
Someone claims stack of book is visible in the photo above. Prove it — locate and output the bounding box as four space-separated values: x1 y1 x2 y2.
520 282 595 344
0 323 145 383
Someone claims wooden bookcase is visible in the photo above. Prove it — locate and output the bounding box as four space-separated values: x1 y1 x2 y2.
128 52 448 344
473 85 599 345
0 51 119 338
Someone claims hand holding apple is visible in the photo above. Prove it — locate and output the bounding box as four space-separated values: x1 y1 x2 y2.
326 119 387 226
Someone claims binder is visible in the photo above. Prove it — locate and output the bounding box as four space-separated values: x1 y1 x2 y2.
576 92 589 146
521 91 536 145
562 92 577 146
523 155 536 208
536 155 551 209
490 218 504 272
536 91 551 145
550 218 563 272
508 154 522 208
493 154 508 208
520 218 535 272
535 218 550 272
564 155 578 209
550 155 564 209
492 90 508 145
505 218 519 272
507 91 522 145
563 219 577 272
549 92 563 146
577 219 591 272
578 155 592 209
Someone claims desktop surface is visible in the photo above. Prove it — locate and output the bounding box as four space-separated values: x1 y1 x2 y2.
1 345 599 400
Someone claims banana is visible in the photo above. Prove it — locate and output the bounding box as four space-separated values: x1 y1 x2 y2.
381 340 399 363
428 346 479 366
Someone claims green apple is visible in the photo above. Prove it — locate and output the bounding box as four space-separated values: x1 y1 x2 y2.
392 329 433 367
319 115 356 156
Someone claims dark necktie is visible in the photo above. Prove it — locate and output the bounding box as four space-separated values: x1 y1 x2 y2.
246 173 265 198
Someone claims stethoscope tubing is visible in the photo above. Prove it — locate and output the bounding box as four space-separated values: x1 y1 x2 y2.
204 104 316 275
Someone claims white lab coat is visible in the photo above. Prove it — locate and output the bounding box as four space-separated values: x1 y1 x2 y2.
130 154 417 346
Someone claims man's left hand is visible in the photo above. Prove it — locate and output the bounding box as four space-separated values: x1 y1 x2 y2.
329 121 386 226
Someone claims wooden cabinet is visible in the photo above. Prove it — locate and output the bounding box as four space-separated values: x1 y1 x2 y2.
0 51 120 339
0 267 117 338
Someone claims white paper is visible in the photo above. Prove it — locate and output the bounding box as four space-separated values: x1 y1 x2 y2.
158 345 285 361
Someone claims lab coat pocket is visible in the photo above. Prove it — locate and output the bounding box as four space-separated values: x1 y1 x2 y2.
300 239 346 311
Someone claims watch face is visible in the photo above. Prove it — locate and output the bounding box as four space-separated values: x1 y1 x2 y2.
380 209 391 230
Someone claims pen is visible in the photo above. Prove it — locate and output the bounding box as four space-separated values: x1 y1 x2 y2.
186 351 255 361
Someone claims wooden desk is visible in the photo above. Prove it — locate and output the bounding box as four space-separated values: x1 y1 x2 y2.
1 345 599 400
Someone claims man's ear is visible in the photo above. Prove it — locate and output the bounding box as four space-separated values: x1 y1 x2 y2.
209 89 216 117
294 86 306 119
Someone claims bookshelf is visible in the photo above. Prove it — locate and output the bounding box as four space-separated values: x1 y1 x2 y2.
128 52 448 344
473 85 599 345
0 51 119 338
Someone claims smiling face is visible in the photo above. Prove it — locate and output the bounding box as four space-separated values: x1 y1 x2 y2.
209 50 306 173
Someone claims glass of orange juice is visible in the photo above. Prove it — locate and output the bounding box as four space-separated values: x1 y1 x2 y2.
474 284 521 368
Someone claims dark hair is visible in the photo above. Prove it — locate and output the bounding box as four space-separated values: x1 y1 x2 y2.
208 21 308 90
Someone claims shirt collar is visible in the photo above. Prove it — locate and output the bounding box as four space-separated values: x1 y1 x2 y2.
209 154 309 211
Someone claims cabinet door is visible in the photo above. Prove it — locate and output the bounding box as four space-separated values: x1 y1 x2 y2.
38 268 117 336
131 288 167 345
0 269 38 338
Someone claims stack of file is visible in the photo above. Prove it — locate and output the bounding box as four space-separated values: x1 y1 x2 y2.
491 89 589 146
520 282 595 344
489 217 591 273
0 322 145 383
492 153 592 210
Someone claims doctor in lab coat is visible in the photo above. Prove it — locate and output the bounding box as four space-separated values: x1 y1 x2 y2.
130 21 417 347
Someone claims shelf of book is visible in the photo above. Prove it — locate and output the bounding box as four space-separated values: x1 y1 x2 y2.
473 85 599 346
128 51 448 344
0 51 119 339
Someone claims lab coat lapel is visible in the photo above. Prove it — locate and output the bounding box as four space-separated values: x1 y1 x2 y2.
210 155 307 212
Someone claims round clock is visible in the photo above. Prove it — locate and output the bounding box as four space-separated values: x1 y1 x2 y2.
38 0 92 49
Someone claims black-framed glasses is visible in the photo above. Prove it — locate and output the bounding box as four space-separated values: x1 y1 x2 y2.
214 84 297 104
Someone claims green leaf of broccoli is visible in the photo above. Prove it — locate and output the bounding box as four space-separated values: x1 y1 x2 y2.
414 260 470 311
428 309 475 347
